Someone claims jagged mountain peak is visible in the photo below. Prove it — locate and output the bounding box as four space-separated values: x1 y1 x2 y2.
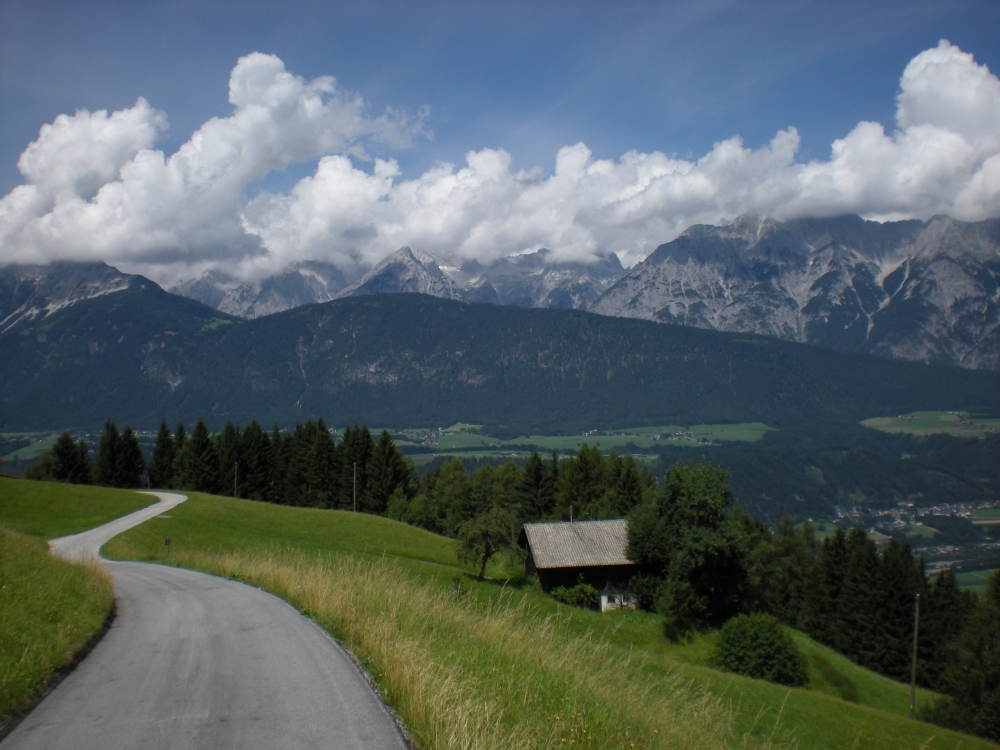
592 214 1000 370
0 261 143 334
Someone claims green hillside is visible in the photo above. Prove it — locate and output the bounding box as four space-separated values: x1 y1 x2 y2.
98 490 992 749
1 291 998 436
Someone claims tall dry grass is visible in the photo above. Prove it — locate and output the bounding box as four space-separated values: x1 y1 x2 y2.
165 547 789 750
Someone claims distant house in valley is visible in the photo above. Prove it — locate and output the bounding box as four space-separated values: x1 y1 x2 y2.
519 519 637 611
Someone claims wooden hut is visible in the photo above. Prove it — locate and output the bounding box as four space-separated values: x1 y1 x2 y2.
519 519 637 611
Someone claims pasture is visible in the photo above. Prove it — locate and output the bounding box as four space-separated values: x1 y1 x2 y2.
862 411 1000 437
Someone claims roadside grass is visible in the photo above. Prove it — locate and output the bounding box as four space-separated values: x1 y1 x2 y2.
0 477 154 538
103 492 989 750
0 529 113 723
862 411 1000 437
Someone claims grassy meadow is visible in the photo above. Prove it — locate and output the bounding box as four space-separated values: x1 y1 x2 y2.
0 529 113 722
0 478 155 724
100 491 992 750
862 411 1000 437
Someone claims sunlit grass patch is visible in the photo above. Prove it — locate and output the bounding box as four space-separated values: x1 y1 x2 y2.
0 528 113 722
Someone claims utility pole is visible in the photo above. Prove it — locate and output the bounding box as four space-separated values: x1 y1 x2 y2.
353 462 357 512
234 461 238 498
910 592 921 719
569 505 573 523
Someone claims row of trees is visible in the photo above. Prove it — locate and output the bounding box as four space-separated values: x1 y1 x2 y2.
145 419 416 514
395 446 654 537
28 421 145 488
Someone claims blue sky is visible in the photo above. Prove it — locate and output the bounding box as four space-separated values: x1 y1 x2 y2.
1 0 998 279
3 0 996 191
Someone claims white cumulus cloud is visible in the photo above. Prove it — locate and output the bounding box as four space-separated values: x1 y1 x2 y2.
1 40 998 280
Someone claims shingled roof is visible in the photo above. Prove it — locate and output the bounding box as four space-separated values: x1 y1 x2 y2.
522 519 632 569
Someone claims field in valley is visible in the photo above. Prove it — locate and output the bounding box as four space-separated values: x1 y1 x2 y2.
862 411 1000 437
393 422 774 466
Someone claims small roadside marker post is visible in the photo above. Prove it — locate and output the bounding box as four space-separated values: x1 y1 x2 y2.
165 537 171 557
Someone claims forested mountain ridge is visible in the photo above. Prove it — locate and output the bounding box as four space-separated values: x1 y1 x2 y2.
1 286 997 436
592 214 1000 370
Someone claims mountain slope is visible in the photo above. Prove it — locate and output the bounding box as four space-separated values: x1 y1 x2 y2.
1 288 997 436
0 262 140 334
592 214 1000 370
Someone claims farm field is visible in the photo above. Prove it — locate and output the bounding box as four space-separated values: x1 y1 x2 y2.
956 568 997 596
393 421 774 465
862 411 1000 437
100 490 988 750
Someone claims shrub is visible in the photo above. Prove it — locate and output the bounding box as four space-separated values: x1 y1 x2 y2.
714 613 808 686
550 583 598 608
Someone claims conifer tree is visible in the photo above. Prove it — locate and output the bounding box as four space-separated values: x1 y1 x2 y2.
801 528 849 649
873 539 924 680
75 438 93 485
115 426 144 488
838 528 880 667
339 424 373 510
921 568 977 688
365 430 410 514
216 421 243 497
51 431 92 484
95 420 121 486
309 419 340 508
240 421 273 502
174 418 219 493
517 452 548 522
148 420 176 488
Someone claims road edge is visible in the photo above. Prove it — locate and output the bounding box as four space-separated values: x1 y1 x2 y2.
0 601 117 744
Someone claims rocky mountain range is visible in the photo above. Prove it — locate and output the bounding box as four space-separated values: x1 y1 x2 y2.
3 214 997 370
0 261 139 334
170 261 348 319
169 246 626 317
592 214 1000 370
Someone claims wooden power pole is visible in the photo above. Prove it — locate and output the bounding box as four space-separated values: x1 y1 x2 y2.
910 592 921 719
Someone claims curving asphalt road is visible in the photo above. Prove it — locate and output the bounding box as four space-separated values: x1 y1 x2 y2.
3 492 408 750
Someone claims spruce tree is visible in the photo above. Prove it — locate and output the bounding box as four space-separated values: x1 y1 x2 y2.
365 430 409 514
116 426 145 488
309 419 340 508
339 424 373 510
95 420 121 486
838 528 880 668
921 568 977 688
175 418 218 493
801 527 849 649
240 421 273 502
872 539 923 679
216 421 243 497
75 438 93 484
517 451 548 522
148 420 176 489
51 432 81 482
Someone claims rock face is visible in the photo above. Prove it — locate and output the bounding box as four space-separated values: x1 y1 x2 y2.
485 249 625 309
0 261 137 334
336 247 495 303
592 215 1000 370
171 261 347 319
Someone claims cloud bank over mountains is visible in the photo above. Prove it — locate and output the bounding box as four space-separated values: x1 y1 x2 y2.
1 41 998 282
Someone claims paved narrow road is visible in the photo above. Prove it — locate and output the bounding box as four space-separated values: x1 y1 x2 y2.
3 493 408 750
